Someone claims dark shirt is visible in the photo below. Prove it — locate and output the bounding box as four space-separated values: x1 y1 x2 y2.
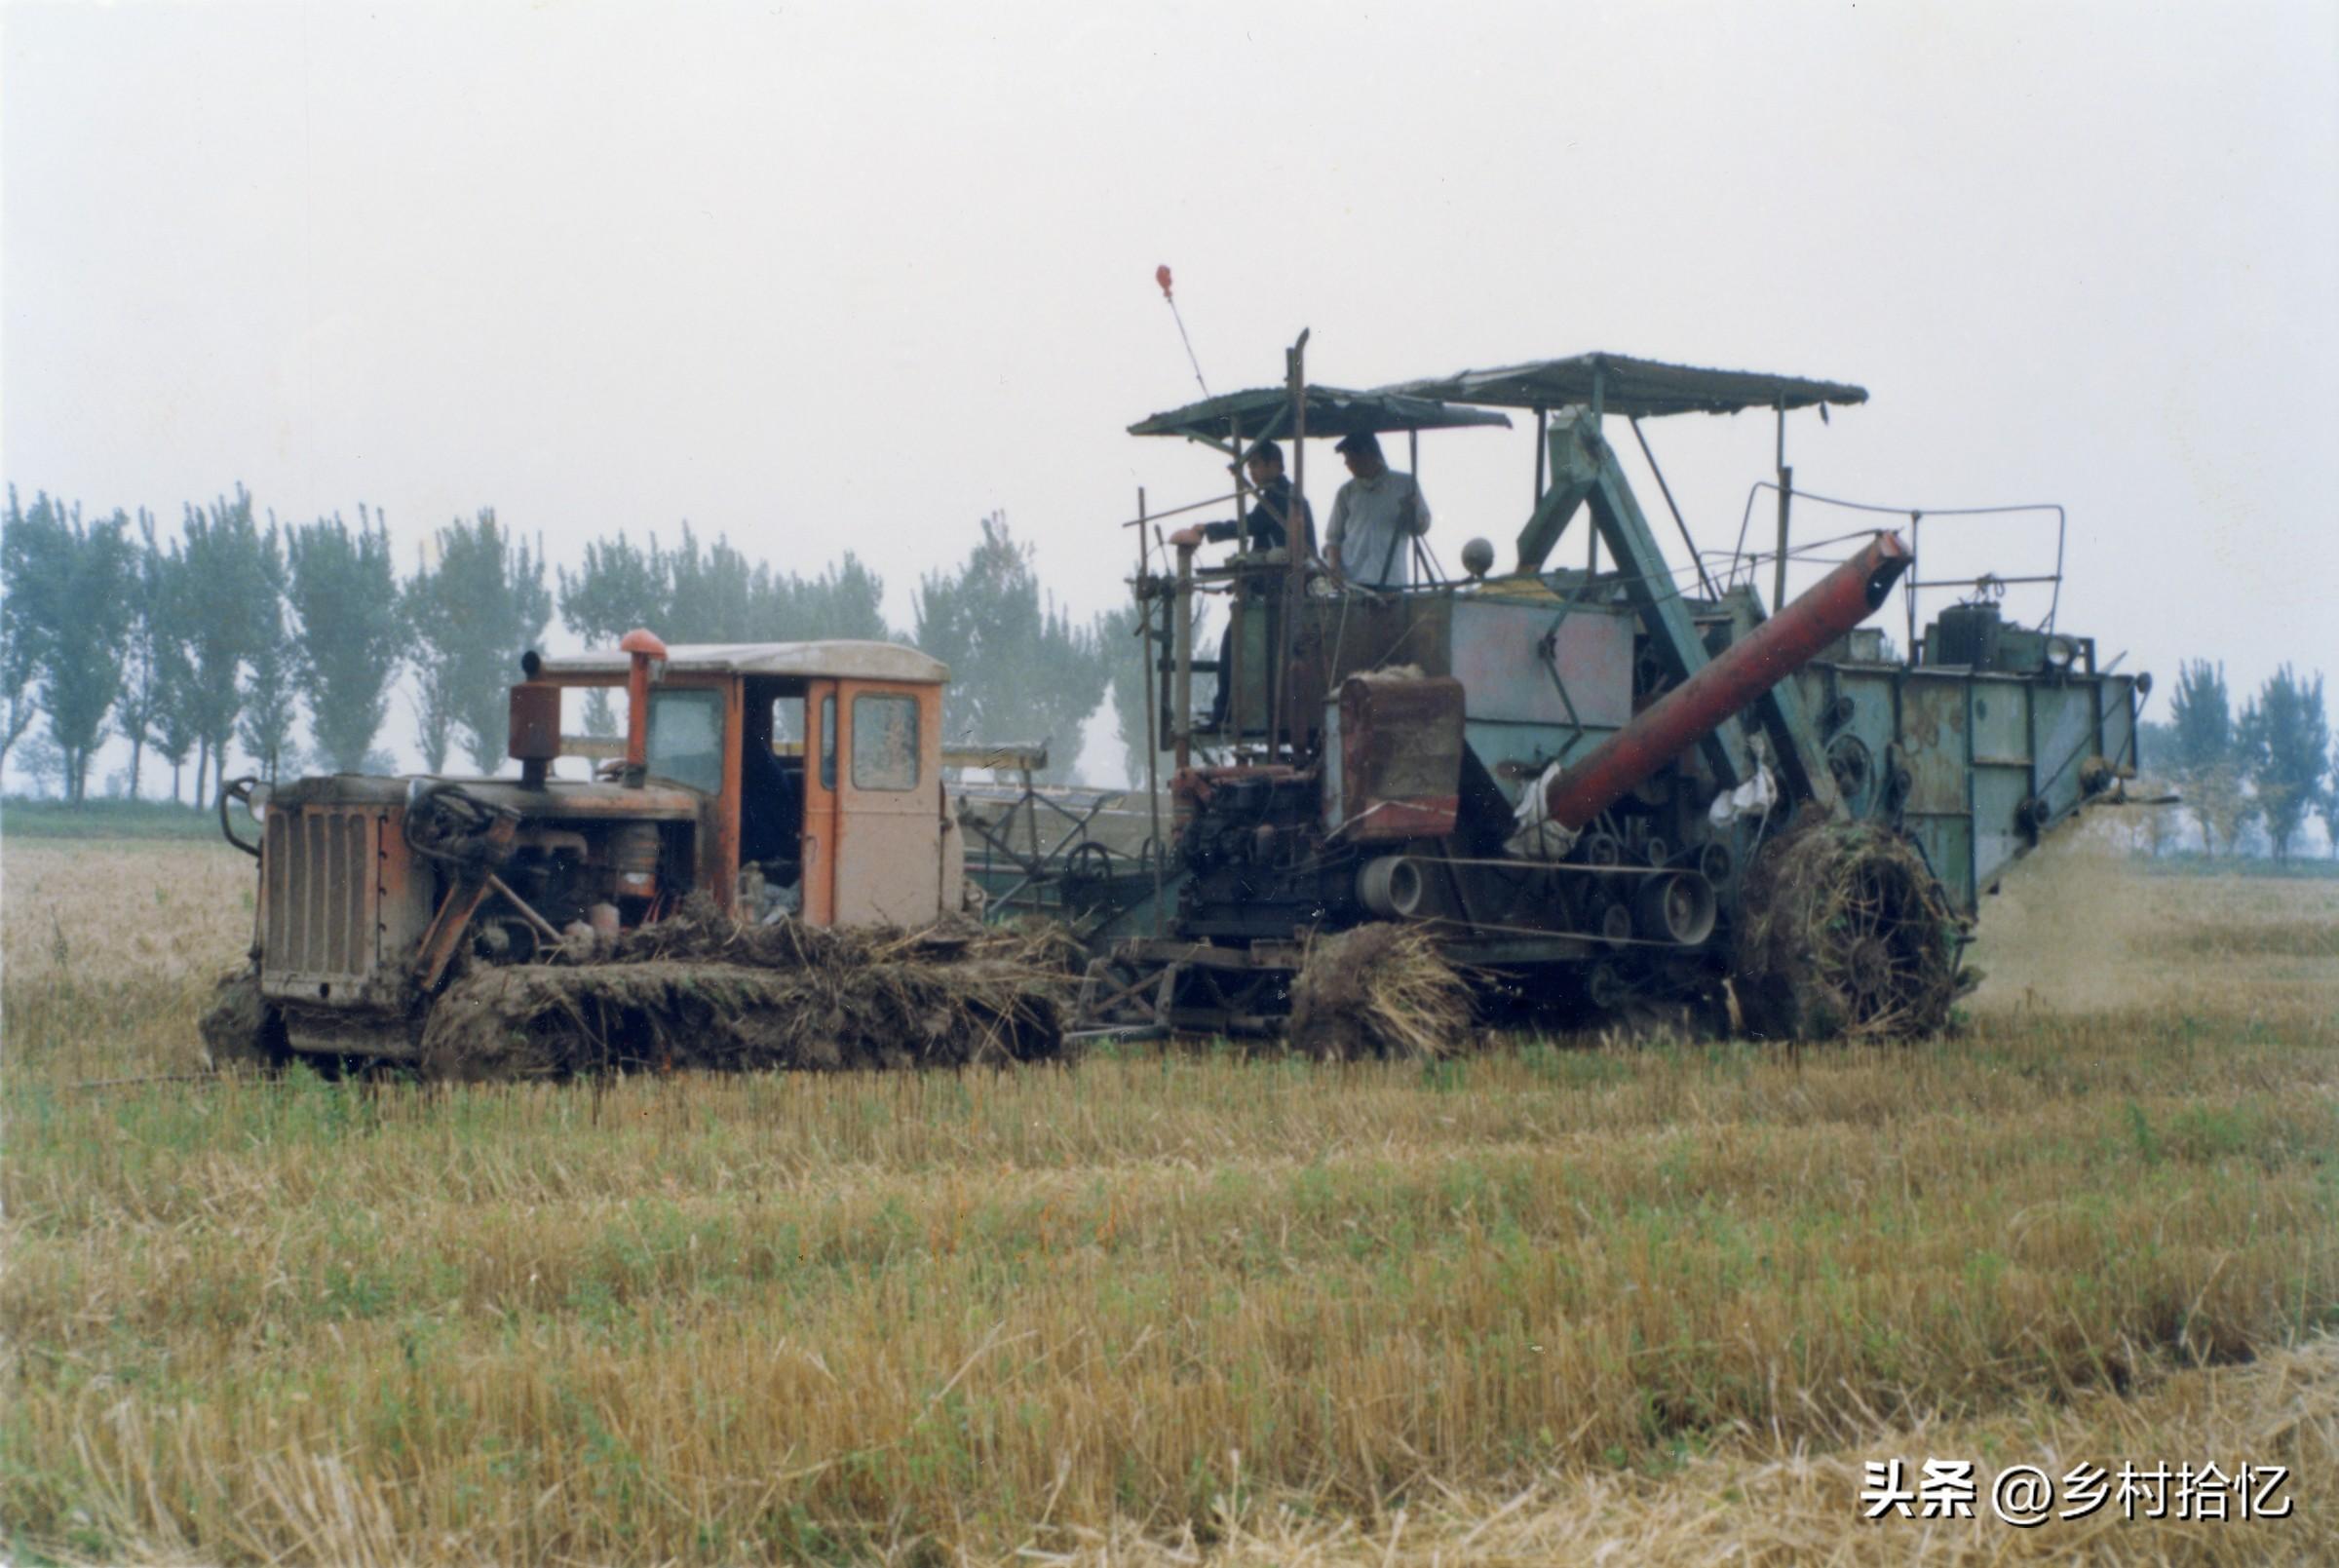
1200 475 1316 556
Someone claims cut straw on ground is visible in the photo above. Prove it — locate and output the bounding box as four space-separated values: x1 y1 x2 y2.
3 836 2335 1563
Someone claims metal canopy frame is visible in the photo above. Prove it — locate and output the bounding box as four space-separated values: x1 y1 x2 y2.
1385 352 1868 419
1129 383 1512 447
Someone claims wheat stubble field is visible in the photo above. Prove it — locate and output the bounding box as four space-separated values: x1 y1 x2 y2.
2 833 2336 1564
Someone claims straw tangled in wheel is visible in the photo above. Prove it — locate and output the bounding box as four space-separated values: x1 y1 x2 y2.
1733 809 1969 1040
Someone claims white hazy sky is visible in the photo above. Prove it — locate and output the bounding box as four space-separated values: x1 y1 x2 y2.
5 0 2335 781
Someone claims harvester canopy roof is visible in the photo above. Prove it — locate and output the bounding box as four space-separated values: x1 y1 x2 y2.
1129 384 1513 443
1385 353 1868 417
532 640 948 684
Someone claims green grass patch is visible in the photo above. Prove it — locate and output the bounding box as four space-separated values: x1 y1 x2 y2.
0 797 222 841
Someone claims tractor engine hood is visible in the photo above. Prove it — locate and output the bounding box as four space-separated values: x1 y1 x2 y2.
268 773 703 822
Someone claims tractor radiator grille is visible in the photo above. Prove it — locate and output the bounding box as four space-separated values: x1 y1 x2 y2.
264 807 377 981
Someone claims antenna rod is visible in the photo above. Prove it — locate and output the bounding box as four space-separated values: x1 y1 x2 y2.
1155 265 1210 399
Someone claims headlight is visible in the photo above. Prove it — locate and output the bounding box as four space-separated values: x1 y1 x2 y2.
246 783 272 822
2045 634 2079 671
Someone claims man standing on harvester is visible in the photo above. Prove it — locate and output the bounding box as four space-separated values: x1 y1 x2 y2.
1325 430 1431 589
1169 440 1316 730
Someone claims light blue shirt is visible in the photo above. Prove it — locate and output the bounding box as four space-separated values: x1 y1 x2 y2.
1327 470 1431 588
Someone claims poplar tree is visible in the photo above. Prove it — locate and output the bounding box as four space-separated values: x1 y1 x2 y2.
1096 600 1170 791
176 488 283 803
770 553 888 642
912 513 1107 784
6 494 137 802
405 511 551 774
2321 739 2339 860
2167 660 2255 857
141 529 200 802
231 517 298 782
664 525 761 641
556 531 670 645
2239 666 2329 860
0 487 44 769
558 529 893 741
111 512 174 798
287 507 405 772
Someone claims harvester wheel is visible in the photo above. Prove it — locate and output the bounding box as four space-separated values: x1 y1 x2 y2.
1731 816 1968 1041
199 966 290 1073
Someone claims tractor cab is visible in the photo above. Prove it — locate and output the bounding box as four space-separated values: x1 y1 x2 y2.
519 636 958 927
213 633 962 1064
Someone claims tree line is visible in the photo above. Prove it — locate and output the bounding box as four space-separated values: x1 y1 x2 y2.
2148 661 2335 860
24 481 2315 833
2 486 1140 803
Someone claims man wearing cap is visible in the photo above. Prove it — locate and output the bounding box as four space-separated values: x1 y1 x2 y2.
1325 431 1432 589
1168 440 1316 730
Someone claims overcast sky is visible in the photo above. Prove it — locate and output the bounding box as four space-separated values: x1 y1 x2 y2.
5 0 2335 783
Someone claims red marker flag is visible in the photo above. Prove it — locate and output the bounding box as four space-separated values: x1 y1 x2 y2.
1155 264 1174 301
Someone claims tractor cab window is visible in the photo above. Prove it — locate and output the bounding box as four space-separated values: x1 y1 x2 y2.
852 693 919 791
644 689 723 793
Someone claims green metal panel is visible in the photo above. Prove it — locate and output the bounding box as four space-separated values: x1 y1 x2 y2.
1793 664 1900 822
1910 815 1975 910
2100 676 2139 772
1972 764 2032 893
2031 683 2100 820
1789 661 2144 913
1898 676 1975 912
1898 679 1972 816
1446 596 1634 729
1515 408 1602 571
1231 606 1273 736
1970 680 2031 764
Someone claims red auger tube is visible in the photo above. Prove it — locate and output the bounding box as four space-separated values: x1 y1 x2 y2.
1543 532 1911 831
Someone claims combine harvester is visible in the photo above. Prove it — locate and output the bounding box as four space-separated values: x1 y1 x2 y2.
203 347 2144 1073
1080 347 2147 1042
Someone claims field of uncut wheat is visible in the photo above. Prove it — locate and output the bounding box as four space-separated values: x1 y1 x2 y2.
3 832 2336 1564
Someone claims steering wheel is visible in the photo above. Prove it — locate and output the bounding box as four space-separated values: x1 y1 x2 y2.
403 781 515 867
1063 840 1117 890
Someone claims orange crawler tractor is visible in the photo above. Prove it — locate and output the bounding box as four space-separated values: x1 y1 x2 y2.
206 632 971 1069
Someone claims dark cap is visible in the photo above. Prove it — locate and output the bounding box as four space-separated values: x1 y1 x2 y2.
1332 430 1383 458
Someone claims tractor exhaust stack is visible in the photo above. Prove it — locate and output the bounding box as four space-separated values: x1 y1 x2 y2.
618 628 669 786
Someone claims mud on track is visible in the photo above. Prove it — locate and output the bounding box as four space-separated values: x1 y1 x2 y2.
419 897 1087 1079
